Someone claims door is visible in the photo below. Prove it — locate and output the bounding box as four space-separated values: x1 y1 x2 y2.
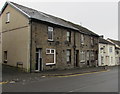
75 50 79 67
35 48 42 71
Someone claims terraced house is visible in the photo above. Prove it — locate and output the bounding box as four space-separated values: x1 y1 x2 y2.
98 37 115 66
107 38 120 65
0 1 99 72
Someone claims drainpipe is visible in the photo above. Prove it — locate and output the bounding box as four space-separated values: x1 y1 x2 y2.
73 31 76 67
29 19 32 73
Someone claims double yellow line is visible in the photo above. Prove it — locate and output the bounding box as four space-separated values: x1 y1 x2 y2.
48 70 110 78
0 81 9 85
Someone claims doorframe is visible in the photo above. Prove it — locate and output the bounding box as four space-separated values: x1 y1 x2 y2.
35 48 42 71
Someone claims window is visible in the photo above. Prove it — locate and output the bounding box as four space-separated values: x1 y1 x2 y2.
109 47 112 53
80 51 85 62
91 51 94 60
91 37 94 46
86 51 89 60
6 12 10 23
101 56 104 65
66 49 71 63
48 26 53 41
103 46 106 53
81 34 84 44
46 49 56 65
67 31 71 42
4 51 7 63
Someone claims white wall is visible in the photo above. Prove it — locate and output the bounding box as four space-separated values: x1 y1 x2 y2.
98 43 116 66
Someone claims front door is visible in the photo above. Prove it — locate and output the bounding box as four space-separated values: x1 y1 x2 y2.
75 50 79 67
35 48 42 71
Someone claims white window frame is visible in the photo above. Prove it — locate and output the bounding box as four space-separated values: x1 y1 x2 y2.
67 31 71 42
48 26 53 41
91 37 94 45
6 12 10 23
109 47 112 53
80 51 85 62
91 50 94 60
66 49 71 63
81 34 84 44
46 48 56 65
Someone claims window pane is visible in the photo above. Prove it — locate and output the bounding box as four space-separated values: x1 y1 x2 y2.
48 31 52 40
67 32 70 36
48 26 53 31
6 12 10 22
67 57 70 62
46 49 50 53
48 26 53 40
67 37 69 41
81 34 84 43
51 50 54 53
67 50 70 55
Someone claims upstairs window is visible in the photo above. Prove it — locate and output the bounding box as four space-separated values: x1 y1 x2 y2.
109 47 112 53
6 12 10 23
81 34 84 44
4 51 7 63
67 31 71 42
91 37 94 46
48 26 53 41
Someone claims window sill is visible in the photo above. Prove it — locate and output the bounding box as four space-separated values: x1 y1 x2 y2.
47 40 54 42
80 60 85 63
6 21 10 24
46 63 55 66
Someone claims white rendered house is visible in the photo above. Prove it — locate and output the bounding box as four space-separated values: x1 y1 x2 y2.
107 38 120 65
98 38 116 66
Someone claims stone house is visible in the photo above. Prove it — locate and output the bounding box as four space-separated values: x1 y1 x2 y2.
107 38 120 65
0 1 99 72
98 37 116 66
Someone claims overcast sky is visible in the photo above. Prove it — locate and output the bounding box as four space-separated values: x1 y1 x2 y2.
0 0 118 40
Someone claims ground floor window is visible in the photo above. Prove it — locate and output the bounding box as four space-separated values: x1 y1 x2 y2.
4 51 7 63
101 56 104 65
46 48 56 65
86 51 89 60
91 50 94 60
66 49 71 64
80 51 85 62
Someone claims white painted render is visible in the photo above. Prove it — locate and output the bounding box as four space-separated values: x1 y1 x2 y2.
107 39 120 65
98 43 116 66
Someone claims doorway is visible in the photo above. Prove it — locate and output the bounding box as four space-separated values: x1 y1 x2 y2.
35 48 42 71
75 50 79 67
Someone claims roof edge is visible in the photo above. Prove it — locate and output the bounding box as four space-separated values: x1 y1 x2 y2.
0 1 31 18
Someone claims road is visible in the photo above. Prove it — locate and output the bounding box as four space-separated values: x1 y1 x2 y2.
2 67 118 92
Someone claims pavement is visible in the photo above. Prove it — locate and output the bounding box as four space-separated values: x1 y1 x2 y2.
2 64 110 83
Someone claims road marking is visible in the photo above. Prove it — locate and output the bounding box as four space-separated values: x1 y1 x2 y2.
50 70 110 78
0 81 9 84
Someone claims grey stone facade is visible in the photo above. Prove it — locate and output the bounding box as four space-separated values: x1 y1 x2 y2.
30 20 99 71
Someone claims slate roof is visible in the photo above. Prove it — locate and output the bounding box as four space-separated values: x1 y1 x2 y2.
10 2 78 31
1 1 99 37
99 38 114 45
108 38 120 46
66 21 99 36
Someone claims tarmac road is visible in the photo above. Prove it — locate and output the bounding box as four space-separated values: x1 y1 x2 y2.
2 66 118 92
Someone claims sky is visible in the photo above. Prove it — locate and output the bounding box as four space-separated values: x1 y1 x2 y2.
0 0 119 40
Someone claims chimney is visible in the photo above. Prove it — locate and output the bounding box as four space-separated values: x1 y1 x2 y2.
100 35 104 38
